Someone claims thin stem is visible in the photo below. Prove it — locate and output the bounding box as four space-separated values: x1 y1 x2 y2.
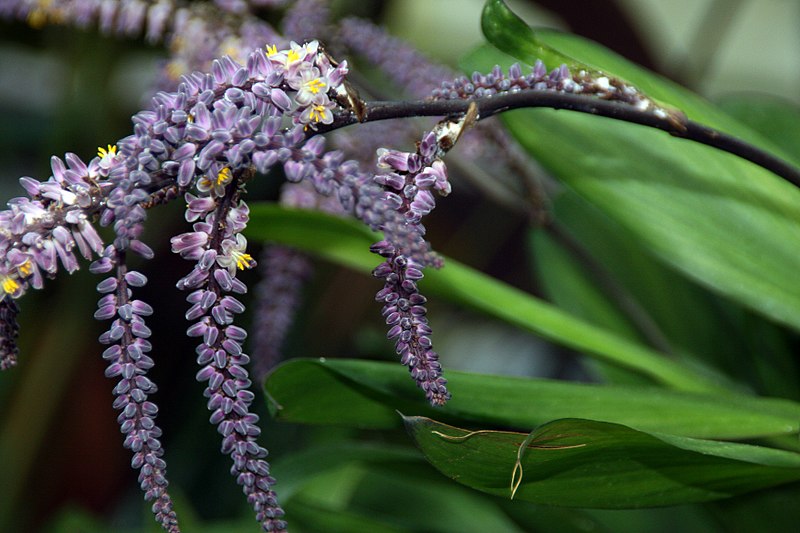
316 92 800 187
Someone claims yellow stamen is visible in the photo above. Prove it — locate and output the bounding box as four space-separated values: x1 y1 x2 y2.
234 252 254 270
309 104 327 122
286 49 301 64
217 167 232 186
97 144 117 159
27 8 47 28
1 277 20 295
306 78 325 94
17 260 33 277
266 44 278 56
166 60 185 80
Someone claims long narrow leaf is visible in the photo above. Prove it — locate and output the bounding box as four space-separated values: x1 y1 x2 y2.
247 204 724 391
265 358 800 440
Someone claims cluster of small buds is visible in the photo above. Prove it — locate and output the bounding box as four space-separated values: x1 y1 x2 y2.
171 174 286 532
374 129 454 268
432 62 669 117
372 242 449 406
0 38 358 531
0 0 284 90
93 259 179 532
368 125 463 406
1 0 180 38
0 151 108 305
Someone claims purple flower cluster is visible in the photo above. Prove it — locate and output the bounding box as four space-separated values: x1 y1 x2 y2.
94 262 179 532
0 38 357 531
171 179 285 532
0 152 108 301
0 0 284 91
372 244 449 406
368 126 465 406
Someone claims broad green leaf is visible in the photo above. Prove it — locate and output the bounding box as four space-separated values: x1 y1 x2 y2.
265 358 800 440
270 442 422 502
531 191 799 395
247 205 724 391
505 108 800 333
285 497 407 533
463 36 800 332
476 2 800 331
405 416 800 508
533 193 732 358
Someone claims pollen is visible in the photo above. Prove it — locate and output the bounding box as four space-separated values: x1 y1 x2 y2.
1 277 20 296
97 144 117 159
286 49 301 64
266 44 278 56
27 8 47 28
309 104 327 122
217 167 232 186
305 78 325 94
233 250 255 271
17 260 33 277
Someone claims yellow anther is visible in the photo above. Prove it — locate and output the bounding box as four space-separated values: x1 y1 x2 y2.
306 78 325 94
17 260 33 277
97 144 117 159
286 49 301 64
266 44 278 56
310 104 326 122
217 167 232 186
27 8 47 28
1 277 20 295
234 252 254 270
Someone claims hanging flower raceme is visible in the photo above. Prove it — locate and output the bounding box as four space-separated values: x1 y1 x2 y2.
0 40 355 532
171 173 285 531
368 110 476 406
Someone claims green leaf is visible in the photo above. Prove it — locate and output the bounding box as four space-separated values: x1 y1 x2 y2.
271 442 528 532
480 0 582 73
508 107 800 332
463 32 800 332
530 191 798 391
716 95 800 168
247 204 724 392
404 416 800 508
266 358 800 440
480 0 793 160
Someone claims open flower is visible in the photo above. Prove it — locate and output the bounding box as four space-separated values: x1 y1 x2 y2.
288 65 329 106
197 167 233 197
216 233 255 275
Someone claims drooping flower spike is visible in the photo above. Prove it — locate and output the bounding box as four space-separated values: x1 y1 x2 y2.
0 39 356 532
